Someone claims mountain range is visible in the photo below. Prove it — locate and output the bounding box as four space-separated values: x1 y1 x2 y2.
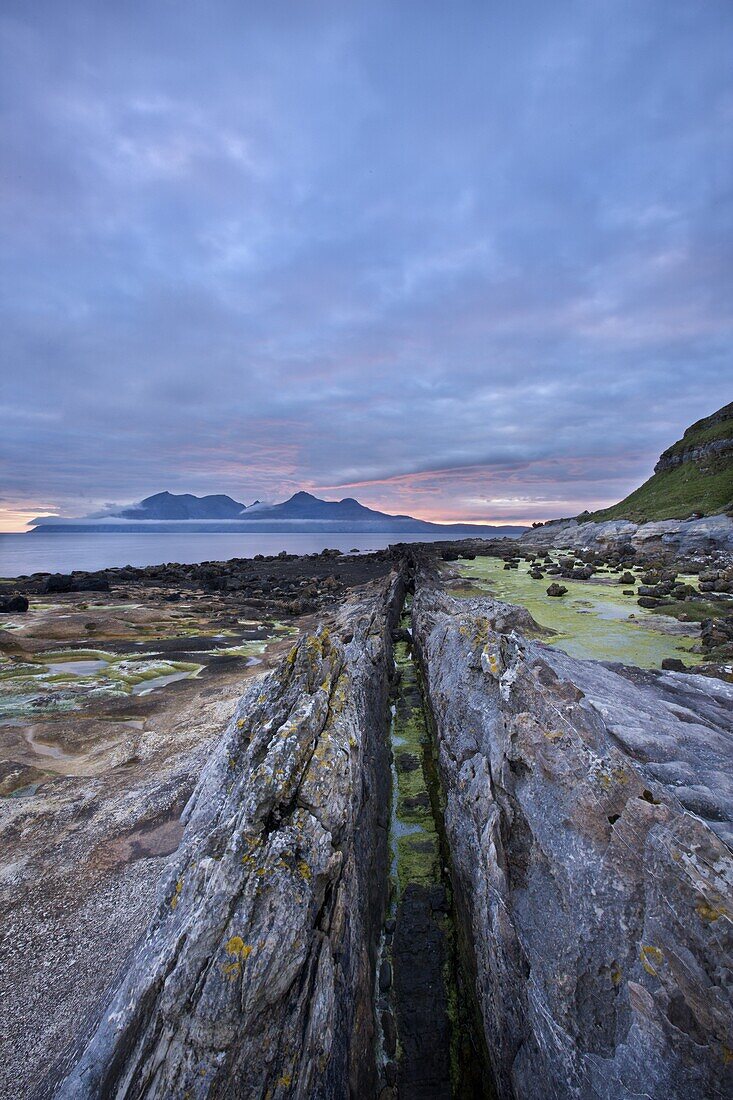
30 491 526 536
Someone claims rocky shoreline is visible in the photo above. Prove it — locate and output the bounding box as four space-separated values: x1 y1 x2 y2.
1 531 731 1098
520 511 733 556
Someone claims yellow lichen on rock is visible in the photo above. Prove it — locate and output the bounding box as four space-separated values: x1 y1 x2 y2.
640 944 664 976
297 860 311 882
169 876 184 910
696 900 726 923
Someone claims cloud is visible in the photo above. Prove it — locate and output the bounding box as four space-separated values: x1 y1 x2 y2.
0 0 732 527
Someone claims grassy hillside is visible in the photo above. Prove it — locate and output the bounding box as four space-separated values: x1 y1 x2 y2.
584 403 733 523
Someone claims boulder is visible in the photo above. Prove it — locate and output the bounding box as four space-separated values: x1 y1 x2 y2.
0 594 29 612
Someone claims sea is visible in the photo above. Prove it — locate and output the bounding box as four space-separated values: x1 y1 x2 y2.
0 530 518 579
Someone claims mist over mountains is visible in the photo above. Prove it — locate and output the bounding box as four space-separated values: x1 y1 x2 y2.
30 491 526 536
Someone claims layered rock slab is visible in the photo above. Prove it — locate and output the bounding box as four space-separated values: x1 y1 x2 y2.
412 579 733 1100
56 572 403 1100
519 513 733 554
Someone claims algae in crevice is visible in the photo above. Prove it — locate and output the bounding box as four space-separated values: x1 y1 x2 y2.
384 603 490 1098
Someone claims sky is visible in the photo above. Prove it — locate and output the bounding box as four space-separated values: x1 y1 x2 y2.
1 0 732 531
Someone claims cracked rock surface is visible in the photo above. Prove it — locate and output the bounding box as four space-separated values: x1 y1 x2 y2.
412 575 733 1100
56 572 403 1100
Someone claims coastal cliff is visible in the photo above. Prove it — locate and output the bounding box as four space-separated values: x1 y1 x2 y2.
577 401 733 525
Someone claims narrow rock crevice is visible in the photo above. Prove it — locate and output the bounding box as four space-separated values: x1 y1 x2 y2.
375 590 495 1099
48 555 733 1100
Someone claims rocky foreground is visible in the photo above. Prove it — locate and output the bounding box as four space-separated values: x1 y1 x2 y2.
413 572 732 1098
1 534 732 1099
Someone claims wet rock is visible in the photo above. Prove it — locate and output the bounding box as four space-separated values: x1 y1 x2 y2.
379 959 393 992
546 582 568 597
413 581 733 1100
701 614 733 651
42 572 110 594
381 1010 397 1057
0 593 29 612
661 658 688 672
393 883 452 1098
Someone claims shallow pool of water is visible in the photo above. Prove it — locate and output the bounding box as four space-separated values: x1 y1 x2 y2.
131 668 201 695
45 659 109 676
455 557 701 669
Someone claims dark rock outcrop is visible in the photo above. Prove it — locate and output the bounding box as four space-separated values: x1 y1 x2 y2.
655 401 733 473
42 572 110 594
0 593 28 612
411 580 733 1100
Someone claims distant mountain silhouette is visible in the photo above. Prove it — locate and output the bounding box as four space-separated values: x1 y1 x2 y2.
240 491 419 523
118 491 247 520
30 490 527 536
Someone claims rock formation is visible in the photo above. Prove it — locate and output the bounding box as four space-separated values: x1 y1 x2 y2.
411 574 733 1099
654 402 733 474
520 513 733 554
57 572 403 1100
36 548 733 1099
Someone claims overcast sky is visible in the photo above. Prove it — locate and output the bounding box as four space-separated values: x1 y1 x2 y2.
1 0 731 530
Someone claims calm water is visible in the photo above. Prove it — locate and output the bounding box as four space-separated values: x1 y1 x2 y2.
0 530 503 578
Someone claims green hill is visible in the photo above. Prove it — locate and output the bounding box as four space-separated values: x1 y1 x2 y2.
584 401 733 523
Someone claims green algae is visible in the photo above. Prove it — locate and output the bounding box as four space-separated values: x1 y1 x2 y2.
390 631 442 897
386 610 492 1097
208 621 297 660
454 557 702 669
649 597 725 623
0 650 203 719
0 618 297 719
